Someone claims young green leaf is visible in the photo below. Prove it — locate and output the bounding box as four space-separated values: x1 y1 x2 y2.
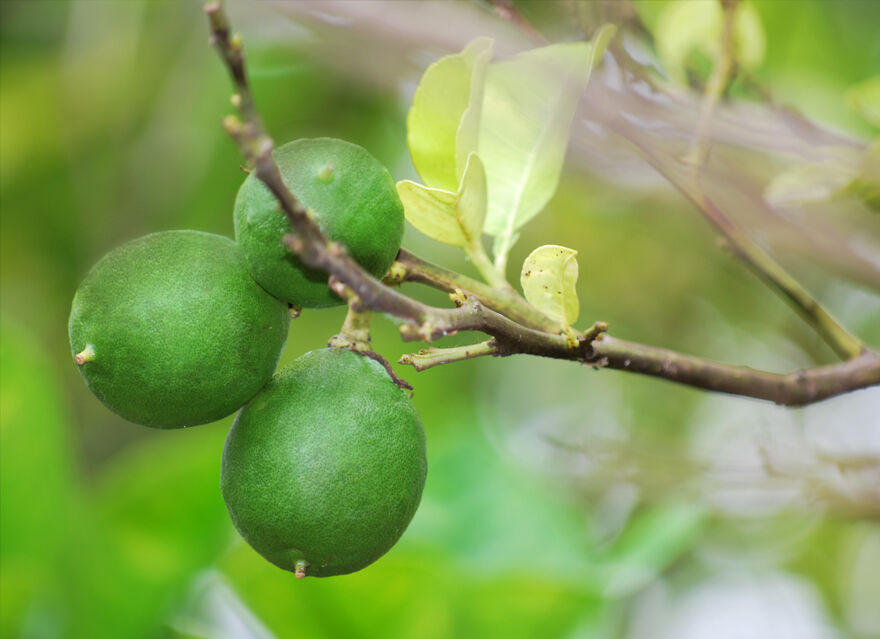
845 76 880 128
397 153 487 248
764 147 864 207
655 0 765 84
480 26 615 268
520 245 579 330
407 37 493 192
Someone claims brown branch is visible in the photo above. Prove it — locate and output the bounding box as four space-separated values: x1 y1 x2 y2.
204 1 880 406
400 319 880 406
602 118 867 362
389 249 559 333
589 337 880 407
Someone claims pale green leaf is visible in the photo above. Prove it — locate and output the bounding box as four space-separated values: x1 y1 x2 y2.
457 152 488 241
407 37 493 191
397 182 464 246
520 245 579 329
845 76 880 128
480 29 614 263
655 0 720 84
455 44 493 183
397 153 488 247
655 0 764 83
764 147 863 207
734 1 766 71
848 142 880 211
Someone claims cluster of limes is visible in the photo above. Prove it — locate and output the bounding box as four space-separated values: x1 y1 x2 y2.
68 138 427 578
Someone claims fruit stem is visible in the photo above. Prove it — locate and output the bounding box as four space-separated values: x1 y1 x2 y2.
75 344 96 365
295 560 308 579
328 303 372 352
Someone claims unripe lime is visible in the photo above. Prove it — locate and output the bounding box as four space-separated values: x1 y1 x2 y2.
233 138 404 308
68 230 290 428
221 347 427 577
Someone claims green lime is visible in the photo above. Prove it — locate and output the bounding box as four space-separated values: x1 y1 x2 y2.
233 138 404 307
221 347 427 577
68 230 290 428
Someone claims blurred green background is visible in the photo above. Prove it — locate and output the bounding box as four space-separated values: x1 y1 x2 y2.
2 1 879 638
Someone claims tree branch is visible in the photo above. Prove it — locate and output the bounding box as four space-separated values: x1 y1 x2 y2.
590 337 880 407
388 249 559 333
400 340 500 372
205 1 880 406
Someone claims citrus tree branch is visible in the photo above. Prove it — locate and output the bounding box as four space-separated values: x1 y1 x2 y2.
590 337 880 406
677 0 864 361
400 325 880 406
388 249 559 333
400 340 500 372
611 125 867 361
685 0 738 167
204 1 880 406
604 114 866 362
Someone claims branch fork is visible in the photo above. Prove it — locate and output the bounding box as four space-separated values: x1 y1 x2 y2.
205 1 879 407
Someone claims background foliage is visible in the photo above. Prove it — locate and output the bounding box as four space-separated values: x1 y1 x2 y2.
1 1 879 638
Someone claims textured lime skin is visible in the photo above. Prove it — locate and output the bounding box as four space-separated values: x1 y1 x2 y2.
221 348 427 577
68 231 290 428
233 138 404 308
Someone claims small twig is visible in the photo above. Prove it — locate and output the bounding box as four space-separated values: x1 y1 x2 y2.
400 340 500 372
466 237 513 293
603 117 867 362
487 0 547 45
685 0 738 167
328 300 373 351
390 249 559 333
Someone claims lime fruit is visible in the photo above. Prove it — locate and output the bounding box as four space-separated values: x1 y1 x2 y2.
68 230 290 428
221 347 427 577
233 138 404 308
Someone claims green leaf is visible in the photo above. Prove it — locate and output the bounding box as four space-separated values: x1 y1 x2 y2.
655 0 720 84
407 37 493 192
0 314 76 638
397 152 487 247
480 27 615 263
848 142 880 211
600 502 706 597
764 147 864 207
734 1 766 71
520 245 580 329
845 76 880 128
655 0 764 83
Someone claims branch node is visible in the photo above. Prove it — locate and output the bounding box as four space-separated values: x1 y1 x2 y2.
384 260 408 285
449 288 467 307
282 232 303 254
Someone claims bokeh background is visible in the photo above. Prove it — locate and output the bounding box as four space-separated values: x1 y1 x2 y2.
2 1 879 638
